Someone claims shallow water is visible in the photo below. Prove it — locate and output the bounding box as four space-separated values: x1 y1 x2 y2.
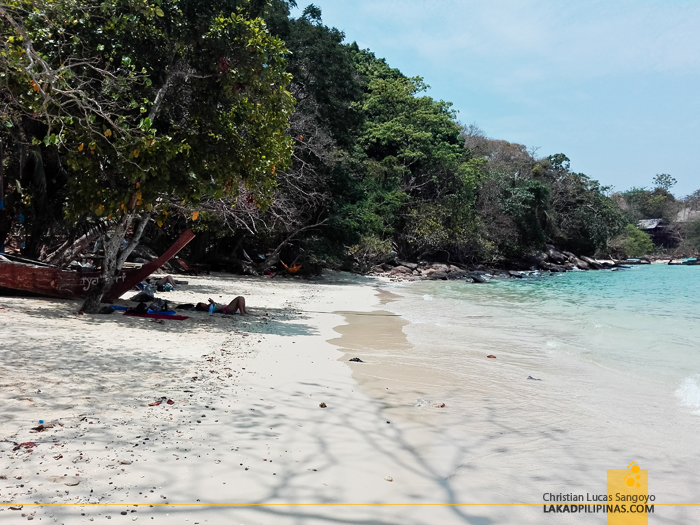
370 265 700 521
392 265 700 406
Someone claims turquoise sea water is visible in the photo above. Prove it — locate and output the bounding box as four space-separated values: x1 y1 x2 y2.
392 264 700 410
376 264 700 519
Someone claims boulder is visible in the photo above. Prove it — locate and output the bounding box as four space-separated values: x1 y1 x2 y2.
580 256 602 269
470 273 488 283
396 260 418 270
541 262 567 272
428 271 449 280
372 265 385 274
450 269 468 279
508 270 524 278
427 263 449 272
389 265 412 275
523 252 547 269
573 257 591 270
547 246 567 265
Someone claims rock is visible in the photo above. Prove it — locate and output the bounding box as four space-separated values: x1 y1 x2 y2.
389 265 412 275
487 355 497 359
508 271 524 278
470 273 488 283
396 260 418 270
579 256 601 269
372 265 385 274
427 263 449 272
527 376 542 381
428 271 448 280
547 246 567 264
97 306 115 315
381 263 393 272
450 269 468 279
573 258 590 270
547 264 567 273
349 357 364 363
319 402 327 408
523 252 547 269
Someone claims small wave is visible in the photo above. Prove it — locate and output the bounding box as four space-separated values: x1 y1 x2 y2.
675 375 700 414
423 295 434 301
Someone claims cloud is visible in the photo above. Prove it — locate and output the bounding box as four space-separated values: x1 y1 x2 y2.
332 0 700 81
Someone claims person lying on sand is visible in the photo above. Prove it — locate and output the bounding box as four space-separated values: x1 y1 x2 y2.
153 275 176 291
195 296 248 315
136 275 177 293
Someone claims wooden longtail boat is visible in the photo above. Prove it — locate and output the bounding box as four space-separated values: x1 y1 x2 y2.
0 230 195 301
668 258 699 266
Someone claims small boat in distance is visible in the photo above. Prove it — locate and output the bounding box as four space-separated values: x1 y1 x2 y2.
622 258 651 265
668 258 699 266
0 230 195 301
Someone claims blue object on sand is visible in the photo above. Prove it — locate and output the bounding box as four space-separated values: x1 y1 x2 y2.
110 305 175 315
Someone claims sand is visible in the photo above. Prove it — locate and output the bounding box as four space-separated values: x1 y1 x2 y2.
0 271 484 524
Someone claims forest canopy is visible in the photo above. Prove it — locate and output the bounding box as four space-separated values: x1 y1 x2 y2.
1 0 698 302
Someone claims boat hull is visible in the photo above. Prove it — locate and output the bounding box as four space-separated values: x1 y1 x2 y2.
0 229 195 301
0 260 137 299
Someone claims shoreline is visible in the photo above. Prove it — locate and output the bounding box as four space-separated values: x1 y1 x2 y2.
2 268 700 523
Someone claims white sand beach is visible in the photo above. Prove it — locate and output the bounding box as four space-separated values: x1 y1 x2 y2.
1 272 482 525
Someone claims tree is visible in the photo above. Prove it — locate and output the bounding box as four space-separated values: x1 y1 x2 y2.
1 0 294 310
609 224 654 258
653 173 677 192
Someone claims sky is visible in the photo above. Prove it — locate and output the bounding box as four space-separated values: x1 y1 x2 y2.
292 0 700 196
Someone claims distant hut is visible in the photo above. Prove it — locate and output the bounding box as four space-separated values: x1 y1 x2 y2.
637 219 678 248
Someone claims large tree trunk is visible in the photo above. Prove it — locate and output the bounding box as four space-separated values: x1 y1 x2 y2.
79 212 150 312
